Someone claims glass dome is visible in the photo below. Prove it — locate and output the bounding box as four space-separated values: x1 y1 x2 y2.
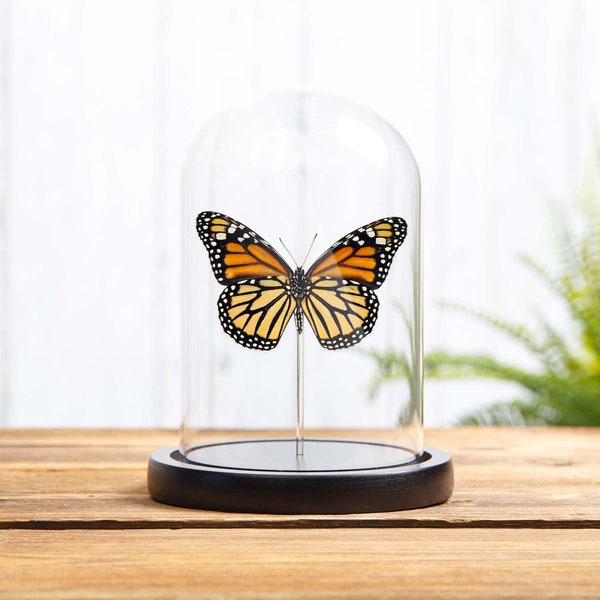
181 91 423 470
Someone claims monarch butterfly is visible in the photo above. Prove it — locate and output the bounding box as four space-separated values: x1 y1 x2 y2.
196 211 407 351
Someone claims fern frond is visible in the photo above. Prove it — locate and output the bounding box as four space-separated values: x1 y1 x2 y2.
458 402 528 426
361 349 411 400
520 251 600 357
562 278 600 356
534 315 579 375
427 353 600 425
543 198 600 355
518 253 566 298
438 301 547 361
458 399 555 426
578 147 600 261
549 200 583 279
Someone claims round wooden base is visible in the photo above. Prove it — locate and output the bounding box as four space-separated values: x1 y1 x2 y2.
147 438 453 514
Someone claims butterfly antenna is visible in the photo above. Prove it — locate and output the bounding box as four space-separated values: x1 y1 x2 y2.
278 238 298 268
301 233 318 268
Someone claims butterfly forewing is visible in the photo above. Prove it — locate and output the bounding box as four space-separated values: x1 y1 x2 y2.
301 278 379 350
197 212 291 284
307 217 407 289
218 276 296 350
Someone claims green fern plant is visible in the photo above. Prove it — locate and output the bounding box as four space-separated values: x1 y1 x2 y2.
367 148 600 425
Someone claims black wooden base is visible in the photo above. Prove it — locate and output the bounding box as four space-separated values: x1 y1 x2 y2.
147 438 453 514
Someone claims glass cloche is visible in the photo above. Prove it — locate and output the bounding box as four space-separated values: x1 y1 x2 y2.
148 91 453 513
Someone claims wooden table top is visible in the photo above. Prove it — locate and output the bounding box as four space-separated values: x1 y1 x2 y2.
1 427 599 598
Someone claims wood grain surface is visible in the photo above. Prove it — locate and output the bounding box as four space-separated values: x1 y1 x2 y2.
1 528 599 599
1 428 599 598
1 427 598 528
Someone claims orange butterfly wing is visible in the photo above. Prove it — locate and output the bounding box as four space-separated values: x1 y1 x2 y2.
301 217 407 349
196 212 291 284
307 217 407 289
197 211 295 350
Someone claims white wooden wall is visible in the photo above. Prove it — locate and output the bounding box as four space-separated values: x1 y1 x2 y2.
1 0 599 427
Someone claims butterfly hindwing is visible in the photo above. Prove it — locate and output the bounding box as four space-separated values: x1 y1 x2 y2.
307 217 407 289
301 278 379 350
217 276 296 351
197 211 291 284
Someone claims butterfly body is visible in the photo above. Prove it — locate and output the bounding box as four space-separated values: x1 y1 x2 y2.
197 211 407 351
289 267 308 334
